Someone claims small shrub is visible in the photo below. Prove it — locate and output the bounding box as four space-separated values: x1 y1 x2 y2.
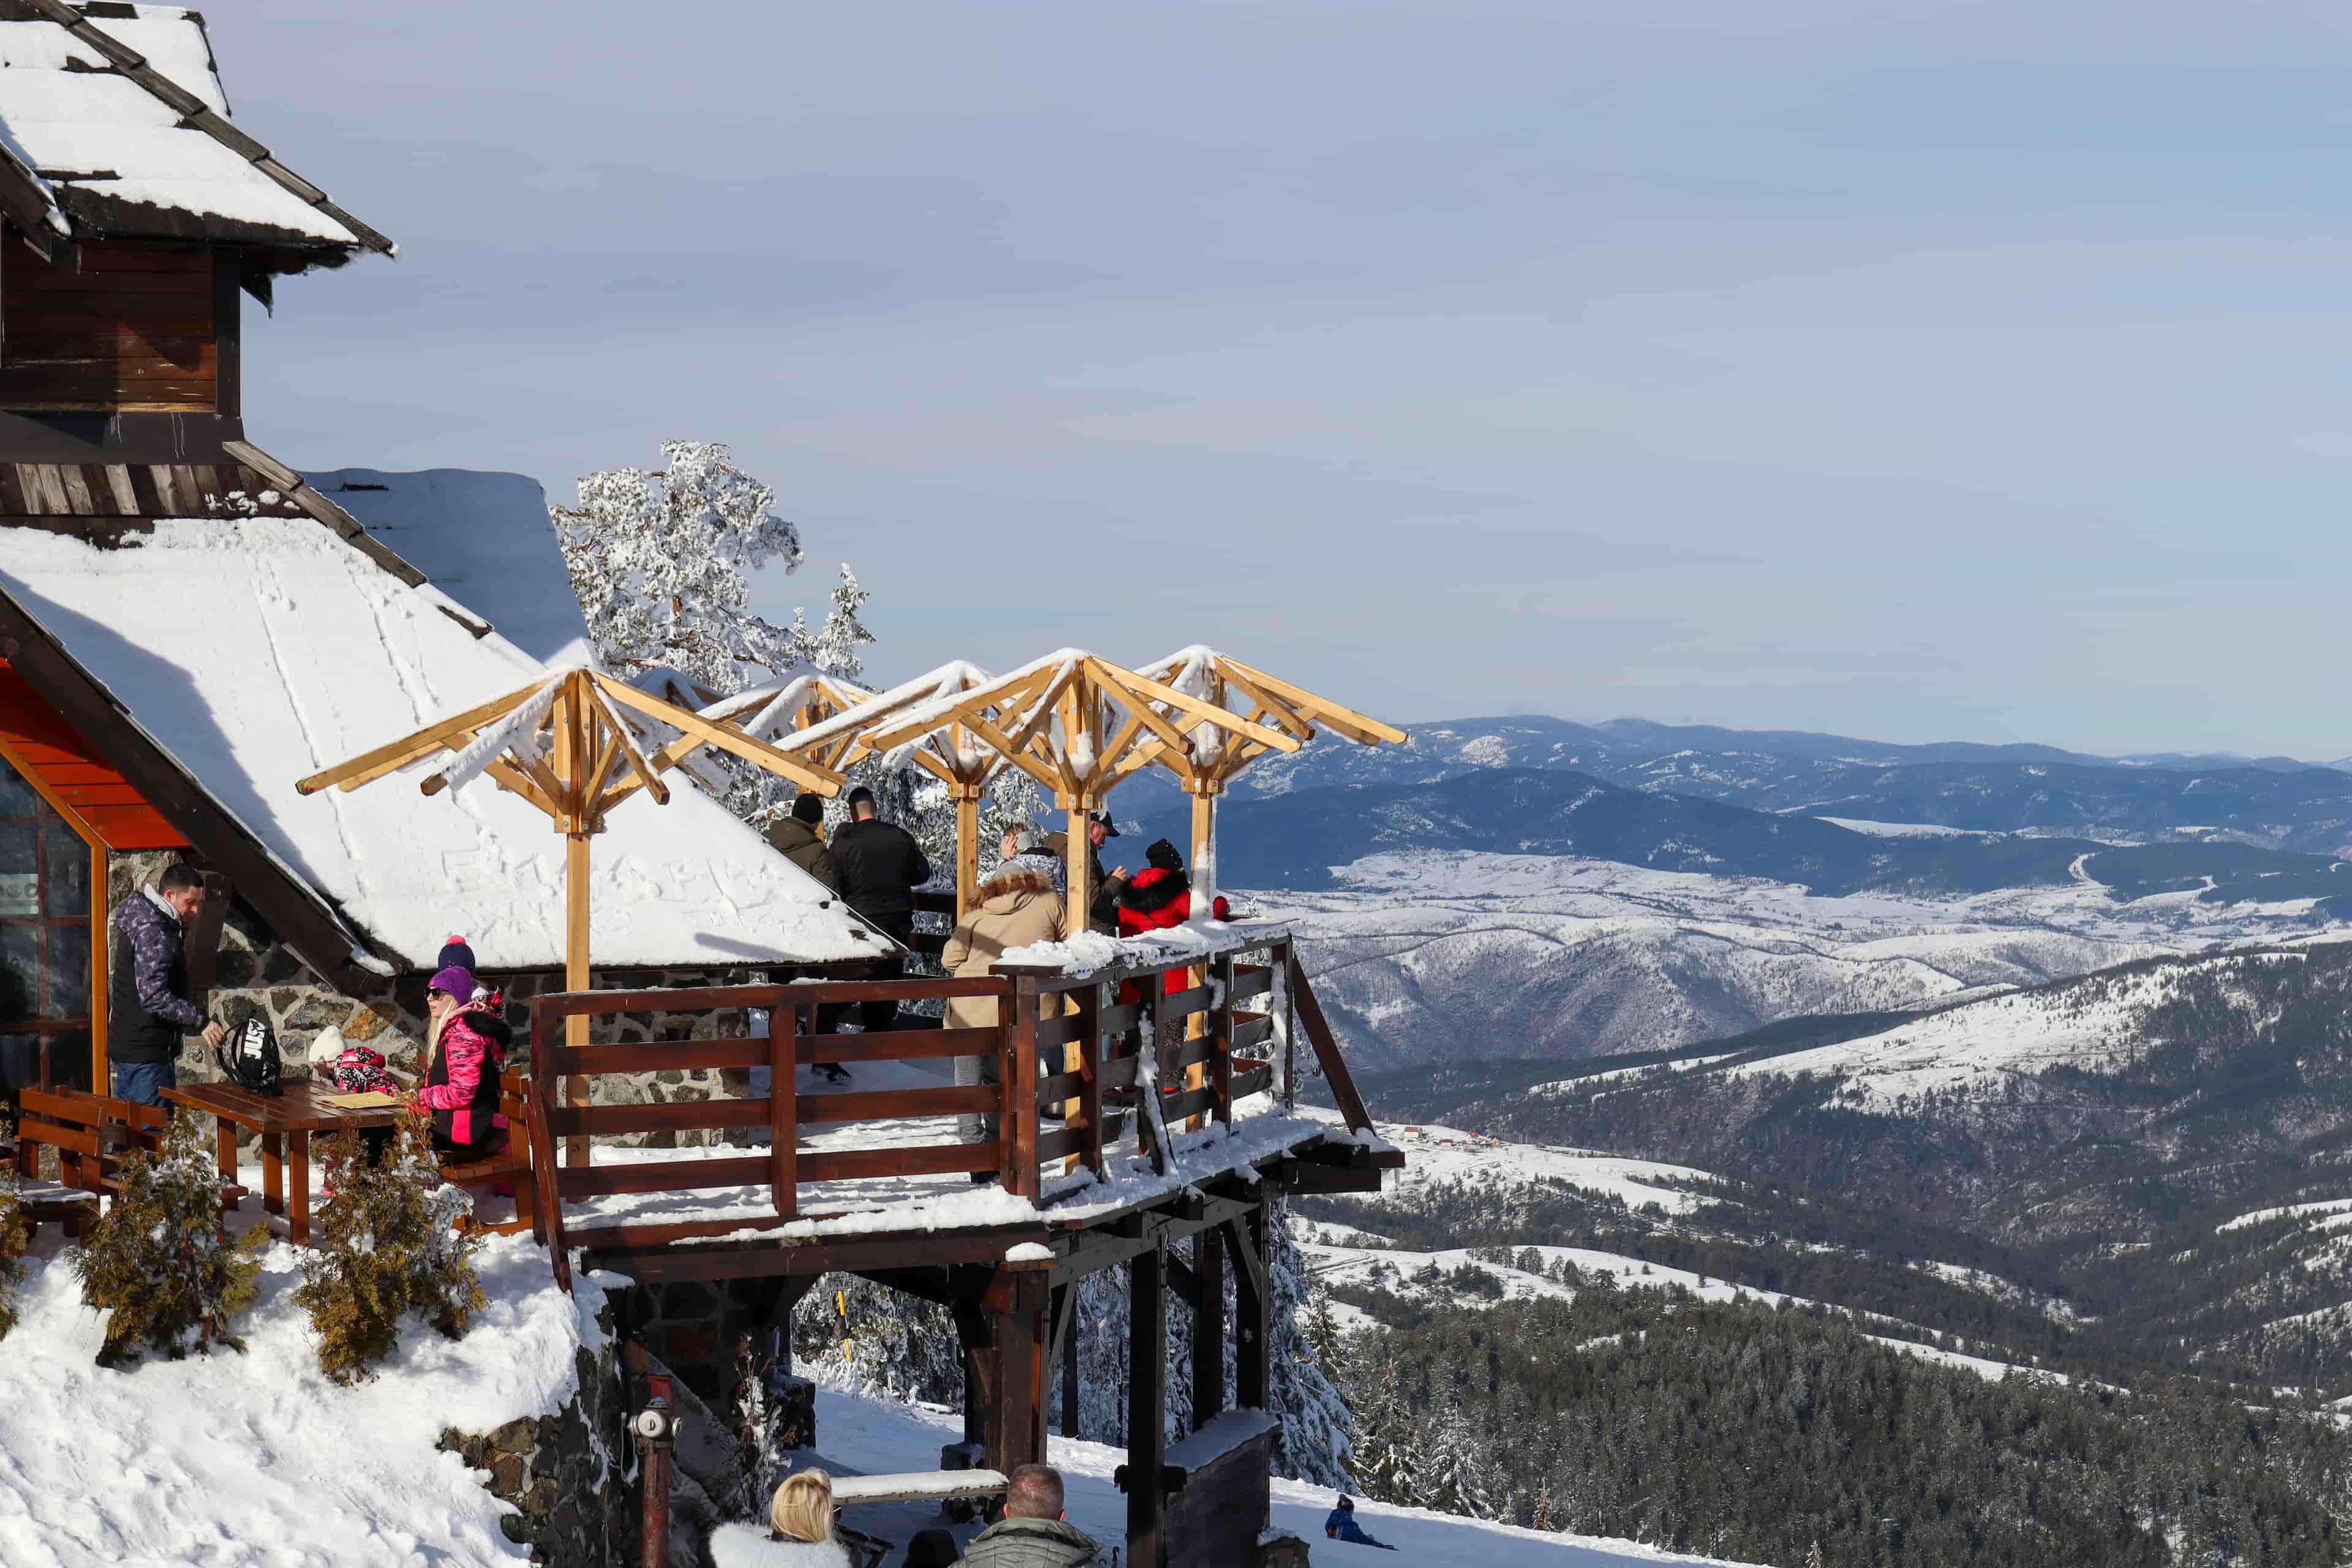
72 1112 267 1363
292 1106 486 1384
0 1167 28 1343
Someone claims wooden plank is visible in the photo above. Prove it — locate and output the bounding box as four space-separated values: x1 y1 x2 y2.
796 1142 998 1182
1229 967 1274 1003
553 1155 773 1199
295 675 543 794
1158 984 1212 1020
1099 1001 1140 1035
1229 1064 1272 1104
547 1099 769 1137
801 1026 1000 1064
545 1038 768 1076
769 1003 796 1220
795 1084 998 1126
1159 1086 1218 1124
1229 1015 1273 1053
1034 1011 1081 1051
568 1215 794 1250
1035 1113 1128 1166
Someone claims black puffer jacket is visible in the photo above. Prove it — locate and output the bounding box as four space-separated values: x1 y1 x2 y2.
829 818 932 919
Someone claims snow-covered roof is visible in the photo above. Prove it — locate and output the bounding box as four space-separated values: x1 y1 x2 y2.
0 516 880 972
0 3 389 253
302 469 587 665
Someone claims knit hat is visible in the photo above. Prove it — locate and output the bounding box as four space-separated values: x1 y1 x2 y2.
791 791 826 825
436 934 478 973
1145 837 1184 873
427 963 476 1001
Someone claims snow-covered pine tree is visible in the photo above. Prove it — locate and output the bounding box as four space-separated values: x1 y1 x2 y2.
1530 1482 1553 1533
73 1111 269 1363
552 441 878 824
725 1331 791 1521
1804 1542 1825 1568
791 1272 963 1405
1351 1355 1422 1507
1264 1200 1353 1487
1420 1393 1496 1520
292 1109 486 1384
0 1166 26 1343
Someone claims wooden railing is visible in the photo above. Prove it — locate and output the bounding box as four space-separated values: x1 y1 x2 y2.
526 930 1365 1287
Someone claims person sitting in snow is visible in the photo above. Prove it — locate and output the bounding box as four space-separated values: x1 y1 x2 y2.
1324 1495 1396 1550
957 1464 1104 1567
412 963 510 1157
709 1468 851 1567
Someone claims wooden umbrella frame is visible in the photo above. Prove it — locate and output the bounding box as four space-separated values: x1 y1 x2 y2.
295 666 847 1165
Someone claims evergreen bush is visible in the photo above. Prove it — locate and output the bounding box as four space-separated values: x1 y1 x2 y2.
72 1111 266 1363
292 1107 486 1384
0 1167 28 1343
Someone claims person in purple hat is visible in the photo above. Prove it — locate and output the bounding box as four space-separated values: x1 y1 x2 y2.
413 963 511 1155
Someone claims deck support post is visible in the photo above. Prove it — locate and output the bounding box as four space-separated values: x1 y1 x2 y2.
1230 1205 1269 1411
1058 1284 1082 1436
954 1300 990 1450
1127 1240 1169 1568
1193 1226 1226 1423
982 1270 1049 1476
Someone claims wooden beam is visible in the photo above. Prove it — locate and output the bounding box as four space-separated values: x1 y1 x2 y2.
1210 663 1316 741
1219 657 1406 745
1230 1209 1269 1411
592 672 843 794
1096 661 1299 753
1084 658 1200 782
1193 1229 1226 1423
294 677 543 795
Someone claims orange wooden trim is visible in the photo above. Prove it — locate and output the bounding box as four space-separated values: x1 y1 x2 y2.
0 729 105 847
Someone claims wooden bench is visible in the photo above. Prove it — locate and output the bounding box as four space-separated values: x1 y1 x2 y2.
12 1088 170 1232
440 1068 537 1238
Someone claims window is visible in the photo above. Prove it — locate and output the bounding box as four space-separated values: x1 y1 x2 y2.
1 750 94 1087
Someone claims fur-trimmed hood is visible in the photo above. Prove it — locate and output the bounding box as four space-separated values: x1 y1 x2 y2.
974 862 1060 906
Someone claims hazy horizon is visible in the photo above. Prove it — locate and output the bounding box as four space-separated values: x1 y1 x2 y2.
201 1 2352 757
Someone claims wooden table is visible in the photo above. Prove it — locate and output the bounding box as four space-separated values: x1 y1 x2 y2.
163 1080 403 1245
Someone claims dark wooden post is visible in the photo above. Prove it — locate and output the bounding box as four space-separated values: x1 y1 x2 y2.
1075 982 1106 1175
1276 938 1296 1112
985 1271 1049 1474
1128 1242 1168 1568
953 1299 991 1450
1193 1229 1226 1423
1210 949 1237 1129
527 1001 569 1291
1005 979 1040 1196
1229 1208 1270 1411
1061 1287 1082 1437
768 1002 796 1221
1145 965 1177 1175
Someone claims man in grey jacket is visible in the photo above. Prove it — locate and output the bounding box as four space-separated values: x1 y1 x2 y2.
957 1464 1102 1566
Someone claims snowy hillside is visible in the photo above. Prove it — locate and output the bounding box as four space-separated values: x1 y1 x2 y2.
0 1223 1762 1568
1256 851 2323 1069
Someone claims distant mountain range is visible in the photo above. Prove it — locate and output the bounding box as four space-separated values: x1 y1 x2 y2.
1112 713 2352 878
1138 765 2352 903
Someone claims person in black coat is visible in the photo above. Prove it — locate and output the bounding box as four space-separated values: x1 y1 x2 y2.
825 786 932 1033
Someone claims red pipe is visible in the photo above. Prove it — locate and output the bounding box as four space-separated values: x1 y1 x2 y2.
636 1373 676 1568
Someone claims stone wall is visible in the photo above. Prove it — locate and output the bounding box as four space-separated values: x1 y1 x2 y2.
440 1300 638 1567
106 851 769 1147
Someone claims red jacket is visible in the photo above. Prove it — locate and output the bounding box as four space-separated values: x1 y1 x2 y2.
1115 869 1231 1003
418 999 509 1150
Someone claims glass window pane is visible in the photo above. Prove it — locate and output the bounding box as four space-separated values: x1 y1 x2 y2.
0 924 34 1023
42 828 86 916
0 762 33 816
45 922 88 1019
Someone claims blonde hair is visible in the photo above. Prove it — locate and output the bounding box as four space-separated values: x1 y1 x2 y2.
769 1469 835 1544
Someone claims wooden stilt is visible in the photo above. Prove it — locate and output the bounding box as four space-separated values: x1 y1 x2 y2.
1231 1208 1270 1411
1193 1227 1226 1423
1128 1242 1168 1568
1183 788 1216 1131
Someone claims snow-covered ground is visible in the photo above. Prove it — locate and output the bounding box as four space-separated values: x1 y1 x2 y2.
1359 1119 1714 1217
0 1201 1760 1568
1256 851 2334 1070
0 1229 601 1567
812 1384 1763 1567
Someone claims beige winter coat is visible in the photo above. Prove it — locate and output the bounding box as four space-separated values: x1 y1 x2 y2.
941 866 1067 1028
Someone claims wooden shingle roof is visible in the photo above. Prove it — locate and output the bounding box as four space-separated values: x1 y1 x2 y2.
0 1 391 265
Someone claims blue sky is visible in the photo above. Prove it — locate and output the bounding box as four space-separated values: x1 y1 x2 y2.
224 1 2352 756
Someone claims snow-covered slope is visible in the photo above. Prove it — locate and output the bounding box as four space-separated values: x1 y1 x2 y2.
1257 851 2318 1070
0 1233 603 1567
